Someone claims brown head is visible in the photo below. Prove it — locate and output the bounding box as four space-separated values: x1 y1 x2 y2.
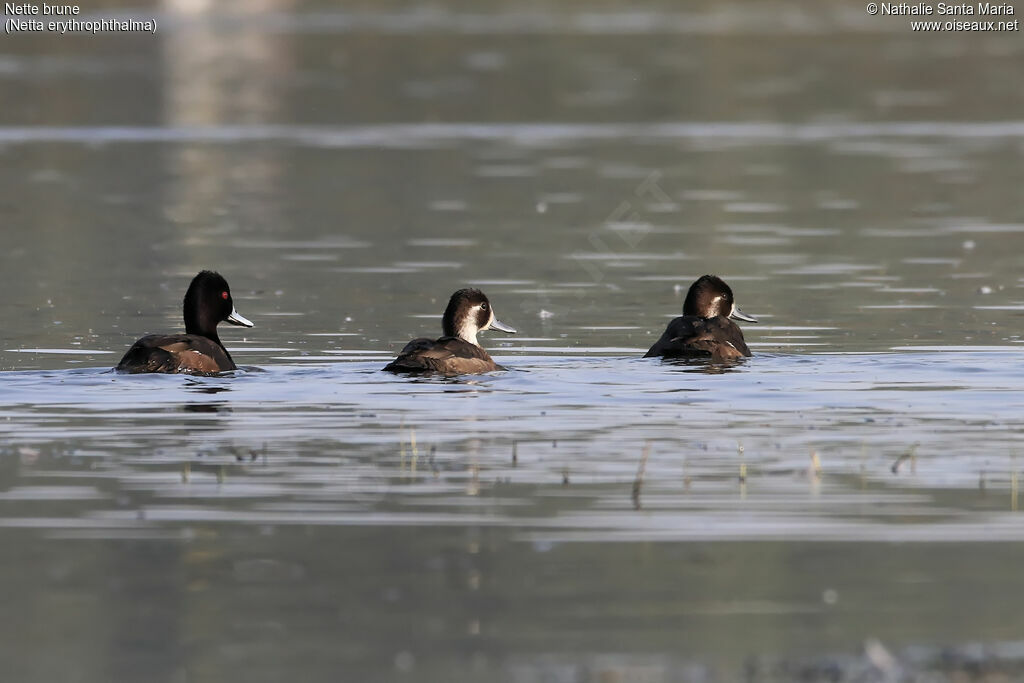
441 288 517 346
682 275 758 323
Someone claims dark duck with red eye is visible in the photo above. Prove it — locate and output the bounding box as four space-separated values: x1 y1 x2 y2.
384 288 517 376
644 274 758 361
116 270 254 375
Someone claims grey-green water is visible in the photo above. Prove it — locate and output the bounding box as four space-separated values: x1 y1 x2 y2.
2 1 1024 681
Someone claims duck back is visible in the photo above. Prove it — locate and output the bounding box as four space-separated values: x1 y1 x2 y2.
644 316 750 361
117 334 237 375
384 336 502 376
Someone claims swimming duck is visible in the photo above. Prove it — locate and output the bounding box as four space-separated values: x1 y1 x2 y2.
644 275 757 361
116 270 253 375
384 288 516 376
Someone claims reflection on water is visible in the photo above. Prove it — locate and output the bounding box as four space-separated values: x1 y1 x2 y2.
181 400 230 412
2 0 1024 680
2 354 1024 681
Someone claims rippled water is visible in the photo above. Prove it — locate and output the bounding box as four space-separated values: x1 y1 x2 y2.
4 352 1024 540
3 1 1024 681
3 352 1024 680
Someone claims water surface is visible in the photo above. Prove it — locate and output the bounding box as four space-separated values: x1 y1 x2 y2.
2 1 1024 681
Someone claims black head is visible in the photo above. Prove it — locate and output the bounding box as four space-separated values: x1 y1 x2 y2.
183 270 253 339
441 288 516 345
682 275 758 323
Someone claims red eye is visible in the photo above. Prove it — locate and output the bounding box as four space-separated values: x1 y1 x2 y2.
221 291 229 300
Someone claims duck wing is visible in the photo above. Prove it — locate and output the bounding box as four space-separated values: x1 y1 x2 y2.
116 334 235 374
644 316 750 360
384 336 499 375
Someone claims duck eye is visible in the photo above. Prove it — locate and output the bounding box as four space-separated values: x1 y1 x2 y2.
221 291 229 300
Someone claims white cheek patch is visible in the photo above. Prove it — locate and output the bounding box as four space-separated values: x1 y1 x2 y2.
456 305 484 346
707 295 726 317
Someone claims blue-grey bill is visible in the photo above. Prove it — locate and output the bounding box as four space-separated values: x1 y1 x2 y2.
730 308 758 323
227 308 254 328
490 319 517 334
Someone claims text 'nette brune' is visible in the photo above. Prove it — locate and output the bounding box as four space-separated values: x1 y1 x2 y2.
5 3 80 14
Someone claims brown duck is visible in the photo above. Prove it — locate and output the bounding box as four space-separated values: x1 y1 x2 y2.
384 288 516 376
644 275 758 361
116 270 253 375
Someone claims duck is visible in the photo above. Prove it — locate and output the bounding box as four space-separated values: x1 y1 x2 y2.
644 274 757 361
116 270 253 375
384 288 516 376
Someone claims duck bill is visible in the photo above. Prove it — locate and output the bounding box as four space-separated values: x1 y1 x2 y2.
226 308 254 328
489 319 517 334
730 307 758 323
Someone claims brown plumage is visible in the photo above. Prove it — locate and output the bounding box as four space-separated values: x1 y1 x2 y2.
644 275 757 361
116 271 254 375
386 336 503 375
644 316 751 361
384 288 517 376
117 334 236 374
